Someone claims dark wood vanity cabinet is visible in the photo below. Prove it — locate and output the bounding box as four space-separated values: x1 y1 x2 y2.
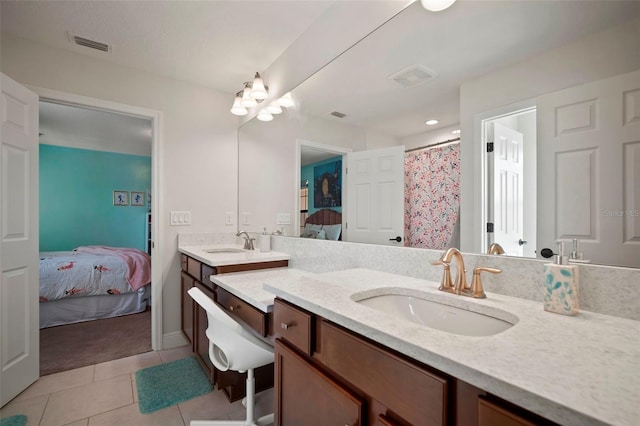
273 298 558 426
179 253 287 402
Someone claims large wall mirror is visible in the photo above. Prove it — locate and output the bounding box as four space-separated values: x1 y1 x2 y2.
239 0 640 268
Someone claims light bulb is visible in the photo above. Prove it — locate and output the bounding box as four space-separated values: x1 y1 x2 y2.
257 110 273 122
230 94 248 116
240 85 257 108
266 102 283 114
420 0 456 12
249 73 268 100
426 119 439 125
277 92 295 108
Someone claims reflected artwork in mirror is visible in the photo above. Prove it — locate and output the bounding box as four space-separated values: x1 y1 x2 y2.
238 0 640 268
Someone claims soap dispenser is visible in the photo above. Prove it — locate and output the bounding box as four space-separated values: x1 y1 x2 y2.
259 227 271 252
543 240 579 316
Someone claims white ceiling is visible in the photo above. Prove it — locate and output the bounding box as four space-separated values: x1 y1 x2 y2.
3 0 640 148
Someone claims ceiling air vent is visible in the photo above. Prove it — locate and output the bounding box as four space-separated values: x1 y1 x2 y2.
70 33 111 53
330 111 346 118
388 65 436 88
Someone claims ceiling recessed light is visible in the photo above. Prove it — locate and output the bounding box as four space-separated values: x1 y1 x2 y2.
426 119 438 126
452 129 461 134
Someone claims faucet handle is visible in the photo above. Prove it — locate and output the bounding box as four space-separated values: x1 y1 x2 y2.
430 260 454 292
467 266 501 298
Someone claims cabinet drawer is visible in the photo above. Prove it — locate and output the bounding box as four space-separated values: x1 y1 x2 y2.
186 256 217 286
319 320 448 426
273 299 313 356
478 397 553 426
216 287 267 336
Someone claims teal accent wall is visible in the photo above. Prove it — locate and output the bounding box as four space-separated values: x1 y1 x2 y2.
301 155 342 215
39 144 151 252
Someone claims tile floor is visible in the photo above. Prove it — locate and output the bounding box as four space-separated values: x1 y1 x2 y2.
0 345 274 426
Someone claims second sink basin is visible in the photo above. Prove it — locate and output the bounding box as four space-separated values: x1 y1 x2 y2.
204 248 245 254
356 293 515 336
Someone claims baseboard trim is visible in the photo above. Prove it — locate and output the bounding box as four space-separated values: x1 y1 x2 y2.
162 331 189 349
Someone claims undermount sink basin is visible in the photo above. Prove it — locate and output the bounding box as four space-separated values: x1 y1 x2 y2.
203 248 245 254
356 293 515 336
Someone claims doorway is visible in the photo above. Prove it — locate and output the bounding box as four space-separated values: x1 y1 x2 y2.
482 107 536 257
38 100 154 374
33 88 163 354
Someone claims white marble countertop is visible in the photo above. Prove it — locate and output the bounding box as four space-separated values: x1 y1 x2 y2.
264 268 640 426
209 267 311 312
179 244 290 267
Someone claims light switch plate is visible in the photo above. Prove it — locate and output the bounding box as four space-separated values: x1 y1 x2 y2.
170 211 191 226
242 212 250 225
276 213 291 225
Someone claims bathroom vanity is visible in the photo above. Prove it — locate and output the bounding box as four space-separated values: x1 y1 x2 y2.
264 269 639 426
177 240 638 425
178 245 290 401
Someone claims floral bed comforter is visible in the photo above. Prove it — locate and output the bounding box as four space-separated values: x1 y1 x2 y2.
39 248 149 302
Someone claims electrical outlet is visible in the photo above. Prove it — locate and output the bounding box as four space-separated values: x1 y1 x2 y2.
225 212 233 226
242 212 250 226
170 211 192 226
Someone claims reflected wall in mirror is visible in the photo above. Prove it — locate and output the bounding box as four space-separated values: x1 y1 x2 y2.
238 0 640 268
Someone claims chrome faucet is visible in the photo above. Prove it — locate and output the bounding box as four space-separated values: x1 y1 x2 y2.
235 231 255 250
430 248 501 298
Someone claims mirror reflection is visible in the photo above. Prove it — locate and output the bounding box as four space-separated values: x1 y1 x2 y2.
239 0 640 268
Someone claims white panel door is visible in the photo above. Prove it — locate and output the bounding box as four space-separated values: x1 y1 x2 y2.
537 69 640 266
489 122 525 256
345 145 404 245
0 73 39 406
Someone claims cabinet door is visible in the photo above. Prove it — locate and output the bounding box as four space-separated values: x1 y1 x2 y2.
180 272 194 346
275 339 363 426
194 281 215 383
478 398 538 426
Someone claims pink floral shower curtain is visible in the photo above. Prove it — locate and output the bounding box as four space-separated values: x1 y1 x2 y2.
404 143 460 249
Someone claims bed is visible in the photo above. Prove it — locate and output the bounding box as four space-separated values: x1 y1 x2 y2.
39 246 151 328
300 208 343 240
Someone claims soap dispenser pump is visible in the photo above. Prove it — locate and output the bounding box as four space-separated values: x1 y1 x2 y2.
259 227 271 252
543 240 579 315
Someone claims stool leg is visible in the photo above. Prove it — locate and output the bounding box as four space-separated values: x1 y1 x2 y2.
245 369 255 425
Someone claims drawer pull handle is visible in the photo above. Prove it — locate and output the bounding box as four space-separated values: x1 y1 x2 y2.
229 305 240 311
281 322 293 330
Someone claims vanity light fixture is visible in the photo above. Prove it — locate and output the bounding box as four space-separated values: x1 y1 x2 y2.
256 110 274 122
266 101 283 115
230 91 248 116
426 119 439 125
249 72 268 100
420 0 457 12
240 83 258 108
277 92 295 108
452 129 461 134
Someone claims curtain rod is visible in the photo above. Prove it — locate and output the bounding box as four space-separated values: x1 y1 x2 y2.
405 137 460 153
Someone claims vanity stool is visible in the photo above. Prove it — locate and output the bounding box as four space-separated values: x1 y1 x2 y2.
188 287 274 426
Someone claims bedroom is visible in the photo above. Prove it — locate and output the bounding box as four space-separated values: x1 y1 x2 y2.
38 101 153 374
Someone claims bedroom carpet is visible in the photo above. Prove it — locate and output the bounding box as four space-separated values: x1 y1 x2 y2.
40 309 152 376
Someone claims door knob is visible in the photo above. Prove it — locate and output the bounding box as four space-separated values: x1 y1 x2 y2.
389 236 402 242
518 239 528 246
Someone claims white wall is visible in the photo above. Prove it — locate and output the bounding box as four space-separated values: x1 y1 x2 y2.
459 17 640 253
400 124 461 151
1 33 239 345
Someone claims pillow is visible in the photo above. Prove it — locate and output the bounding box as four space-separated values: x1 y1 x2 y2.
300 230 318 238
316 229 327 240
323 224 342 241
304 223 322 233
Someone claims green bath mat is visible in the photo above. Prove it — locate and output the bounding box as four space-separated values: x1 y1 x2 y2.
135 356 212 414
0 415 27 426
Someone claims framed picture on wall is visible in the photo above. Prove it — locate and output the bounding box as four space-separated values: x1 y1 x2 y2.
313 159 342 208
131 191 145 206
113 190 129 206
